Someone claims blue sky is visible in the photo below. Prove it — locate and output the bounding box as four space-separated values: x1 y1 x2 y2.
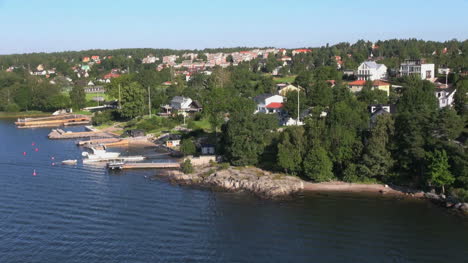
1 0 467 54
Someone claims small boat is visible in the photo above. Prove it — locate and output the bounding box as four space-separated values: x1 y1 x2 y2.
82 146 120 160
62 159 77 165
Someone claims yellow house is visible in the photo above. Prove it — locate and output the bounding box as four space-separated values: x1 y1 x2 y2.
348 80 390 96
278 84 300 96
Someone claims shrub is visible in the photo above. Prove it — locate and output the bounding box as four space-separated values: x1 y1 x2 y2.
92 110 118 126
5 103 20 112
181 159 194 174
180 139 197 156
218 162 230 170
450 188 468 202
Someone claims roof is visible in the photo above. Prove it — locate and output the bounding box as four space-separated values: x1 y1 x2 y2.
265 102 283 109
171 96 189 103
294 49 311 53
254 93 275 103
348 80 390 86
362 61 385 70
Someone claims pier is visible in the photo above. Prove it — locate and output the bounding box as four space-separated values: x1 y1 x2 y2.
108 162 180 170
15 114 91 128
48 129 116 140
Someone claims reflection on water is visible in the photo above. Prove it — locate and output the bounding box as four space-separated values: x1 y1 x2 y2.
0 119 467 263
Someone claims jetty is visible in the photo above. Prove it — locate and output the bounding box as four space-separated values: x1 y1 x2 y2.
15 114 91 128
48 129 116 140
77 136 154 147
108 162 180 170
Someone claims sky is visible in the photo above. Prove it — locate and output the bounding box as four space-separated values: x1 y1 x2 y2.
0 0 467 54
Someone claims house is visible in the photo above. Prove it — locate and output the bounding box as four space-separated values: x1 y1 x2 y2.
254 94 284 114
201 144 216 155
84 86 105 94
103 73 121 79
369 104 396 126
438 67 450 75
91 56 100 61
142 55 158 64
277 84 300 96
292 49 312 56
166 140 181 148
162 96 202 114
435 87 456 108
356 61 387 81
348 80 391 96
82 57 90 63
400 59 435 80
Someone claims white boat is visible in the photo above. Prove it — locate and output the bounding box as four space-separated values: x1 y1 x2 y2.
82 147 120 160
62 159 77 165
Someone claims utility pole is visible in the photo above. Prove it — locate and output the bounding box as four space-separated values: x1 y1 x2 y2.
118 84 121 109
297 86 302 125
148 86 152 117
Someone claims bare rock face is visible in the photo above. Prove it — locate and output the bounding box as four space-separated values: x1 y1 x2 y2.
170 167 304 199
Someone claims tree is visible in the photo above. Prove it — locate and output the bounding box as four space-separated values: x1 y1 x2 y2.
303 146 334 182
453 79 467 116
277 126 305 174
180 138 196 156
119 82 146 119
283 90 307 119
426 149 454 194
362 114 395 180
181 159 194 174
70 86 86 110
309 80 333 107
222 113 278 166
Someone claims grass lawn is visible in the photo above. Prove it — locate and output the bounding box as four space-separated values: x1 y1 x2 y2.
85 93 113 101
189 118 212 132
273 75 296 83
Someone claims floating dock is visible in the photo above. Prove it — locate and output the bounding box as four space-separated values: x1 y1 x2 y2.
48 129 117 140
83 156 146 164
108 162 180 170
16 114 91 128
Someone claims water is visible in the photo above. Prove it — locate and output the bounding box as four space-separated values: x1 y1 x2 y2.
0 119 467 263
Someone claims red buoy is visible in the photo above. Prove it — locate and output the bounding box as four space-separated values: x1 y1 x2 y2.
23 152 26 156
32 142 35 146
33 169 37 176
35 148 39 152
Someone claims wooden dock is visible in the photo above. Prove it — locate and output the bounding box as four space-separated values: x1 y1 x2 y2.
16 114 91 128
48 129 116 140
108 162 180 170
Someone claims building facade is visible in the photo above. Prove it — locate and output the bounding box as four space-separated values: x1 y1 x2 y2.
400 59 435 80
356 61 387 81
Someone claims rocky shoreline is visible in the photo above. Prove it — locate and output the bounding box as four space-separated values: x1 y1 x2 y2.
154 165 468 214
162 166 304 199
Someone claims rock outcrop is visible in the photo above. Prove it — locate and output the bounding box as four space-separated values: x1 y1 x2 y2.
168 166 304 199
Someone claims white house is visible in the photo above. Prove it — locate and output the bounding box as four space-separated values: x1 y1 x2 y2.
356 61 387 81
254 94 284 114
400 59 435 80
170 96 193 110
435 87 456 108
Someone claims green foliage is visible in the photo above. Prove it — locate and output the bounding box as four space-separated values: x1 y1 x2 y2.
70 86 86 110
425 149 454 193
453 79 467 116
180 139 197 156
361 114 395 180
303 146 334 182
92 110 119 126
450 188 468 202
181 159 194 174
134 116 177 132
119 82 146 119
283 91 306 119
222 113 278 166
277 126 305 174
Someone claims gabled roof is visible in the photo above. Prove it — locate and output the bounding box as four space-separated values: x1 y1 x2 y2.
254 93 275 104
362 61 385 70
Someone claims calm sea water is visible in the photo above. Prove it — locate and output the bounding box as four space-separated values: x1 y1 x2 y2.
0 119 467 263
